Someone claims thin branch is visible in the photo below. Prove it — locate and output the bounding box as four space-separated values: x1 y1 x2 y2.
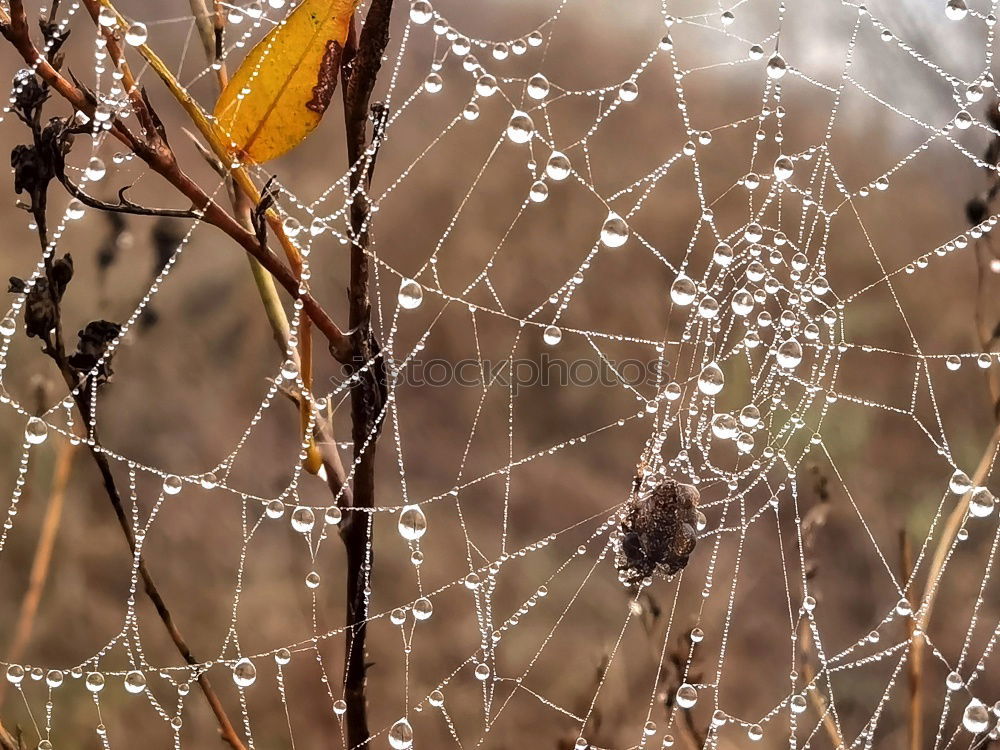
57 170 202 219
899 529 921 750
338 1 395 746
0 441 76 710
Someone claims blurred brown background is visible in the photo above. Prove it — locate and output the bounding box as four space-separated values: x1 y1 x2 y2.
1 0 999 748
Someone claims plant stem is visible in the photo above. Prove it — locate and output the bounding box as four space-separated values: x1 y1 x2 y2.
338 1 394 745
899 530 921 750
0 442 76 710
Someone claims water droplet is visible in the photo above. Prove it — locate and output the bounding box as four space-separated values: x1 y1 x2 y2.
398 505 427 540
951 470 973 494
946 670 964 690
790 694 807 713
233 658 256 688
463 102 480 120
266 499 286 519
0 317 15 336
85 672 105 693
325 506 343 525
123 670 146 694
526 73 550 100
697 296 719 319
409 0 433 24
45 670 63 688
305 571 321 588
124 22 148 46
713 242 733 266
545 151 571 180
275 648 291 665
676 683 698 708
766 52 787 79
670 275 697 305
413 597 433 620
66 199 85 220
333 699 347 715
476 74 498 97
398 279 424 309
748 724 763 742
543 325 562 345
25 417 48 445
965 699 990 733
946 0 969 20
423 73 443 93
529 180 549 202
776 339 803 369
955 110 974 129
6 665 24 684
619 81 638 101
291 506 316 533
600 213 629 248
98 6 117 26
474 663 490 680
506 111 535 143
697 362 725 396
970 487 996 517
162 475 183 495
731 289 754 316
85 157 106 181
739 405 761 427
281 359 299 380
773 155 794 181
711 413 738 440
389 718 414 749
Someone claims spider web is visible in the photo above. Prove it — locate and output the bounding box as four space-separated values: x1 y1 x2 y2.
1 0 1000 748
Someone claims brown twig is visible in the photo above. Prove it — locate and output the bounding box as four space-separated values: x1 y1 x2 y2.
634 590 704 750
899 529 921 750
0 441 76 711
338 1 395 746
797 466 843 748
0 722 25 750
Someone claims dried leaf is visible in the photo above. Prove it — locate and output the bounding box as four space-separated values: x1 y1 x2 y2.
214 0 357 163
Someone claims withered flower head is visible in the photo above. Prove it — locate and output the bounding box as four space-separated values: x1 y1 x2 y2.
67 320 122 386
8 254 73 339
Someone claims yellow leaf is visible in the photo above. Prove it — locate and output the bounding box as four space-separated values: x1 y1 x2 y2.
214 0 358 163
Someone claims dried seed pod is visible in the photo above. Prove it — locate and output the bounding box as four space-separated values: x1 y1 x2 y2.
615 478 700 586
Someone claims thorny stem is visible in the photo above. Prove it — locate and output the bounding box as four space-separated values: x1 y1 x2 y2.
339 0 395 746
0 0 353 363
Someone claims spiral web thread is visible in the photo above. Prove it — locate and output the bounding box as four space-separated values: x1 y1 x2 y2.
2 0 1000 748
